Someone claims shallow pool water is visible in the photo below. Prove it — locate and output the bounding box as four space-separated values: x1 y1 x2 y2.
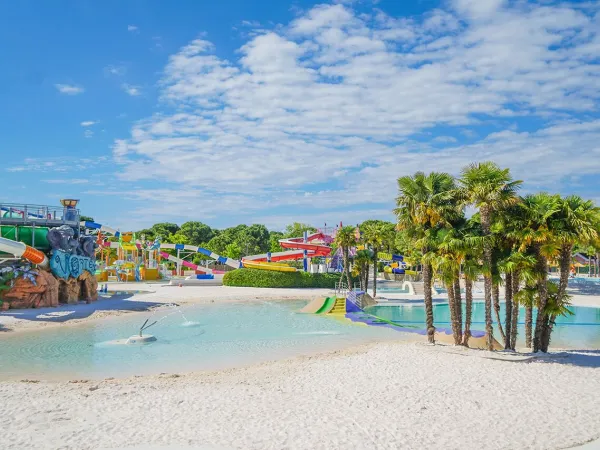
0 300 400 380
367 303 600 349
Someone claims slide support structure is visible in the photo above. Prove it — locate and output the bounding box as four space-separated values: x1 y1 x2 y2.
303 231 308 272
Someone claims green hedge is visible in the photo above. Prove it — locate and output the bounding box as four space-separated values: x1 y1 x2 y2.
222 268 345 288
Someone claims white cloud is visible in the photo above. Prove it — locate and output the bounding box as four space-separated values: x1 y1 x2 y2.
42 179 90 185
55 84 84 95
122 83 142 96
80 121 97 127
452 0 505 20
84 130 94 138
127 25 138 32
111 1 600 226
104 64 126 76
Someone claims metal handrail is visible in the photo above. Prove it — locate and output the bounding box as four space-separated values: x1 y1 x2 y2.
0 202 80 225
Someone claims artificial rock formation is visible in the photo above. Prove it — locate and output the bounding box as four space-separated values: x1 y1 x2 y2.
2 266 99 309
2 270 59 309
78 270 98 303
58 278 80 305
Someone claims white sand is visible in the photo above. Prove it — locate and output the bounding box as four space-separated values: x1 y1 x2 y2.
2 282 600 449
1 341 599 450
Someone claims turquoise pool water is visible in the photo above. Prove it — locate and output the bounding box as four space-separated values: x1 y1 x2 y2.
367 303 600 349
0 300 400 380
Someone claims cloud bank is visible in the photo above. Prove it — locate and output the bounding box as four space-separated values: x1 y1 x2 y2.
112 0 600 228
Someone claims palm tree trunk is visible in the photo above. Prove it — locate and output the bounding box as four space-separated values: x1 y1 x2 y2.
510 270 520 350
453 274 462 342
423 262 435 344
525 303 533 349
364 268 369 292
493 282 506 346
372 249 378 298
504 271 513 350
558 244 572 300
462 278 473 347
480 208 494 351
343 247 352 291
533 246 549 353
446 279 460 345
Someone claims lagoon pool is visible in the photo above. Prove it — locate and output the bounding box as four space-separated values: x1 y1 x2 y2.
367 303 600 349
0 300 401 380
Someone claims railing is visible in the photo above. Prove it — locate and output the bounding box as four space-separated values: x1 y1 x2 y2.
0 203 80 225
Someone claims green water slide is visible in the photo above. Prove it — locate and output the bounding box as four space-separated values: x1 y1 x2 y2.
0 226 50 250
315 297 336 314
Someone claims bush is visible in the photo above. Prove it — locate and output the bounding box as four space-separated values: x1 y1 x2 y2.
223 268 345 288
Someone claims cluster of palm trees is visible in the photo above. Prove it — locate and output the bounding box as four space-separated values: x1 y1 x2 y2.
394 161 600 353
333 220 396 298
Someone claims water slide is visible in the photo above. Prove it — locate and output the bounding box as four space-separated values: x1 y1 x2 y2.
80 220 121 238
158 251 213 275
82 221 242 270
299 296 337 314
241 261 297 272
0 236 49 268
159 244 240 269
242 232 332 271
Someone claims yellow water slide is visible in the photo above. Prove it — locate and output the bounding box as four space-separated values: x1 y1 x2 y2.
241 260 297 272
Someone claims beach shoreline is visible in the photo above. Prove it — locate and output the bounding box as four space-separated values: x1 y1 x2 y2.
2 338 599 449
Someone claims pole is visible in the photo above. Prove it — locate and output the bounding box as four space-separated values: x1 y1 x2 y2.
177 248 181 276
303 230 308 272
267 252 271 263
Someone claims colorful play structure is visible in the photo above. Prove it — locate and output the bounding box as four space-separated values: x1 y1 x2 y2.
382 254 408 274
0 201 99 309
85 221 344 281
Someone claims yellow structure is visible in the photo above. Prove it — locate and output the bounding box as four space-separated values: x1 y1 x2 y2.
329 297 347 314
242 261 297 272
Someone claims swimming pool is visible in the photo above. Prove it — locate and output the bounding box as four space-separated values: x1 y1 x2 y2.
367 302 600 349
0 300 401 380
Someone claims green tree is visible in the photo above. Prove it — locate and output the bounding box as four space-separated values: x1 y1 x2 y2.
459 162 522 350
269 231 284 253
395 171 459 344
335 225 358 290
283 222 317 238
352 249 373 291
552 196 599 300
361 221 395 297
179 221 215 247
80 215 94 222
151 222 180 241
517 193 560 352
225 242 242 260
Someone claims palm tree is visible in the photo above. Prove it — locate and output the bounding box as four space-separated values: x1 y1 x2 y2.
362 222 395 298
353 249 372 291
517 193 560 352
460 162 522 350
462 256 481 347
395 171 460 344
335 225 358 290
434 228 464 345
553 196 600 299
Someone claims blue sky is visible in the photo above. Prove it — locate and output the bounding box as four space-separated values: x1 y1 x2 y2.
1 0 599 231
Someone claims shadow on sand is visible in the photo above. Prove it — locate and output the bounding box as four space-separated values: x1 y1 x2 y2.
0 293 166 330
533 349 600 369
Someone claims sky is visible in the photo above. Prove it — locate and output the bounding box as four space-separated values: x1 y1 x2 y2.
1 0 599 231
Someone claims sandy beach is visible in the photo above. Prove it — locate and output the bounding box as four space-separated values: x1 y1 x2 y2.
1 283 600 449
1 340 599 450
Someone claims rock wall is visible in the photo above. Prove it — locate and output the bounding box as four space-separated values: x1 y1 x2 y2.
2 269 98 309
2 270 59 309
